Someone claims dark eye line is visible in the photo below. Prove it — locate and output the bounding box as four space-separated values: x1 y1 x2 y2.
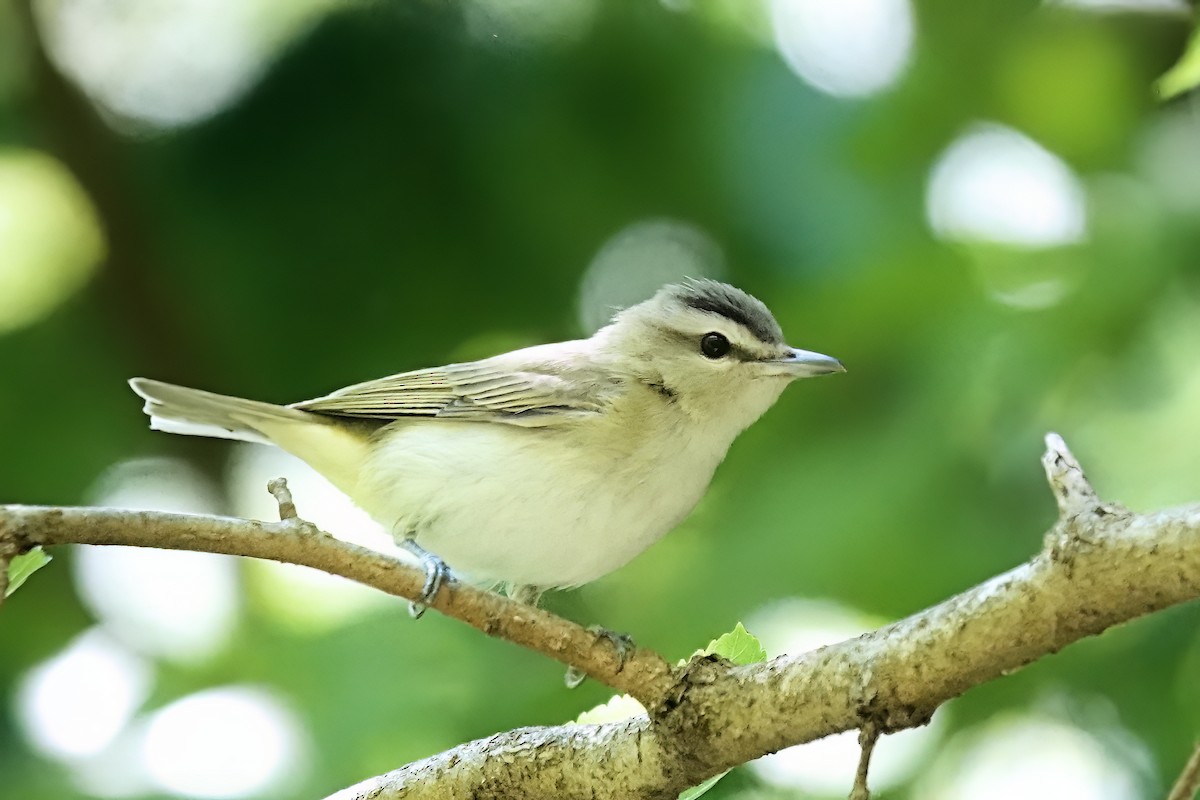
650 323 767 363
729 344 762 362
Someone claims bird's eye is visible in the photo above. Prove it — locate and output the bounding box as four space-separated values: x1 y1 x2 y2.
700 332 731 359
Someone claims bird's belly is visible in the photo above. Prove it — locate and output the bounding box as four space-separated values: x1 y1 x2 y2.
353 422 714 589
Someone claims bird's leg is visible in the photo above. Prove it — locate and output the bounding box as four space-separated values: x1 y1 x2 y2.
564 625 636 688
400 537 452 619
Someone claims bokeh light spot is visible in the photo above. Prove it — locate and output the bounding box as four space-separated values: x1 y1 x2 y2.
140 687 305 799
15 628 152 761
228 445 396 630
920 714 1145 800
0 148 104 333
927 123 1087 248
767 0 915 98
227 444 396 554
33 0 340 133
577 219 726 335
77 458 238 662
745 599 943 793
246 560 390 633
926 123 1090 310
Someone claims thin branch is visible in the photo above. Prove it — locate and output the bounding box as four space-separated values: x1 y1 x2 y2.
1169 742 1200 800
849 722 879 800
0 493 677 708
1041 432 1101 517
267 477 300 521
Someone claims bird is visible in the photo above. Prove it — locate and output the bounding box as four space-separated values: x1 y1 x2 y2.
130 279 843 609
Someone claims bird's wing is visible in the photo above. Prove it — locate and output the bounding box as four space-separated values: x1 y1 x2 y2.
291 349 619 427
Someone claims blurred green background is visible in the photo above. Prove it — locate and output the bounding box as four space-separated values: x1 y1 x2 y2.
3 0 1200 798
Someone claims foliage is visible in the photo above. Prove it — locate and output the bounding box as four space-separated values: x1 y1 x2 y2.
1 2 1199 799
1158 13 1200 98
4 548 51 598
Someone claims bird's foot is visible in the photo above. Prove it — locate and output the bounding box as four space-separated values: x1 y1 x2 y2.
400 538 452 619
564 626 636 689
590 625 636 669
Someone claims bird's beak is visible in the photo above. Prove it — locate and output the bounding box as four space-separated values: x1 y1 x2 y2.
762 348 846 378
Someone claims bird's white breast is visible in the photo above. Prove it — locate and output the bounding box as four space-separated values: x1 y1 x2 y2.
352 395 729 590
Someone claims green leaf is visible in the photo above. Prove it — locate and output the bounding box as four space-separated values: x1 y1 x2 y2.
5 547 52 597
1157 20 1200 99
672 624 769 800
687 622 769 666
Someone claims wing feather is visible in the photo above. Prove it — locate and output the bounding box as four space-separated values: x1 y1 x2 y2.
291 347 618 426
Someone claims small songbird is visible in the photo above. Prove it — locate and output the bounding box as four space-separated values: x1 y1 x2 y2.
130 279 843 607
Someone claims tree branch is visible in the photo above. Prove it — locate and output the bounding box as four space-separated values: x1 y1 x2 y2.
0 488 677 708
0 536 14 604
4 433 1200 800
1169 741 1200 800
324 433 1200 799
849 721 879 800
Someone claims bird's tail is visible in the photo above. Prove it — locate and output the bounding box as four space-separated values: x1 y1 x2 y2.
129 378 373 496
130 378 309 444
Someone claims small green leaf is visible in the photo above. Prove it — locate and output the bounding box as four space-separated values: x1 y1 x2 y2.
687 622 769 667
673 624 767 800
676 624 769 799
6 547 52 597
1158 21 1200 99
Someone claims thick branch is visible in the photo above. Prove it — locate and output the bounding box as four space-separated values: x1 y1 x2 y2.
325 720 672 800
4 435 1199 800
319 434 1200 799
0 497 676 707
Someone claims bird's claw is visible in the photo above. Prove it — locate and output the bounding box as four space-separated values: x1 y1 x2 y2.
589 625 635 670
564 665 587 689
564 626 636 688
401 538 452 619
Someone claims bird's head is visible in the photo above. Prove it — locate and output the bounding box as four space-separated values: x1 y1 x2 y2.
596 279 844 431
